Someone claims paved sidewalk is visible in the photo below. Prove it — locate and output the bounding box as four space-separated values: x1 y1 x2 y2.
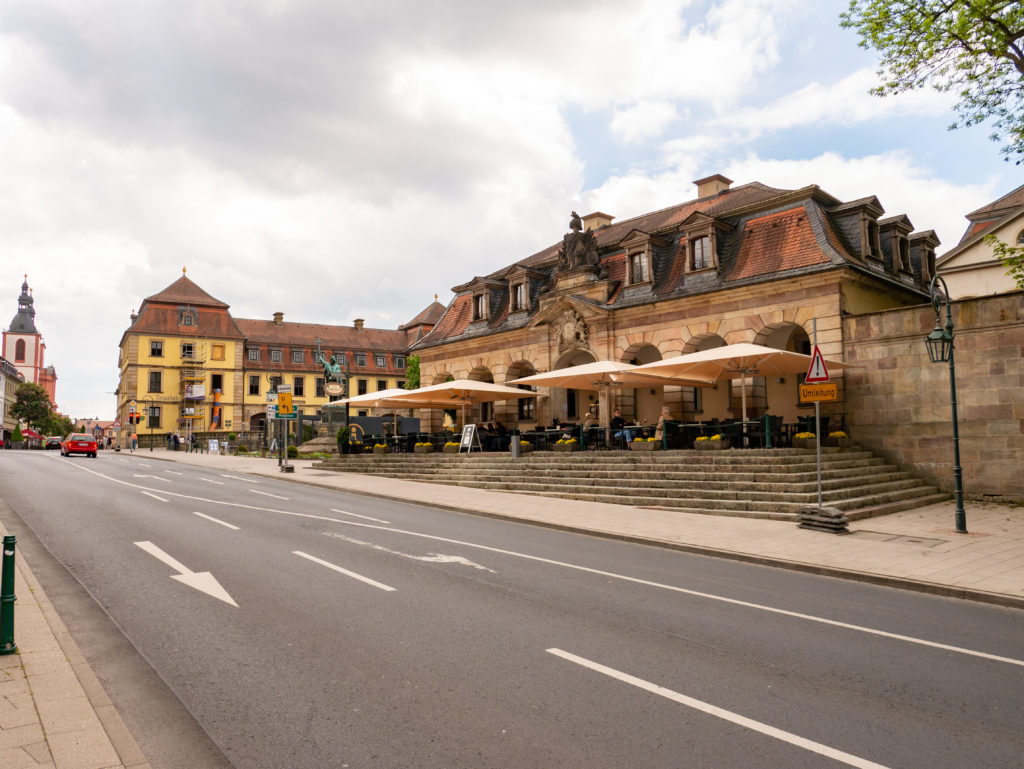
0 518 148 769
1 448 1021 769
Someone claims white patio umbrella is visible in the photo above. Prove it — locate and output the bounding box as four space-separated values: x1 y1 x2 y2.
323 388 470 435
631 342 851 424
391 379 537 429
508 360 711 444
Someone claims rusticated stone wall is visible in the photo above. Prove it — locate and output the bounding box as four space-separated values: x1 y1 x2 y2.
843 291 1024 502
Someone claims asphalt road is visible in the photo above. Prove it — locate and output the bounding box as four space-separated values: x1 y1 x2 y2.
1 450 1022 769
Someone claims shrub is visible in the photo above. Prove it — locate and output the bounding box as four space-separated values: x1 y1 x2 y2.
228 432 237 442
287 445 298 458
237 445 249 454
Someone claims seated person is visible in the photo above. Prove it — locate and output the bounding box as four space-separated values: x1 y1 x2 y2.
611 408 634 444
654 406 672 442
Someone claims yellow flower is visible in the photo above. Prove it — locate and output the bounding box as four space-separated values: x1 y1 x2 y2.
794 432 815 439
829 430 848 438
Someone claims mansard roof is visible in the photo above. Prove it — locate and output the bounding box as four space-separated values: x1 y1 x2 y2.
413 179 931 350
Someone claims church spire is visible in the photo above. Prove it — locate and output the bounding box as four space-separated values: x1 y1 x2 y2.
9 274 38 333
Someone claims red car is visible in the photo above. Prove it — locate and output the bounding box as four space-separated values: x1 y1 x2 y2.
61 433 98 458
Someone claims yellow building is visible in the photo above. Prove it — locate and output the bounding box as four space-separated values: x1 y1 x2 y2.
117 271 441 448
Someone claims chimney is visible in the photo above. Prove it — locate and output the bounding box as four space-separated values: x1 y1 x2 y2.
130 308 138 322
693 174 733 199
582 212 614 231
354 318 364 331
273 312 284 325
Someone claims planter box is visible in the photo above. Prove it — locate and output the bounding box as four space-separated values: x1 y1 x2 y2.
372 445 391 455
513 443 533 454
443 445 461 454
793 437 817 450
695 439 730 450
630 441 660 451
413 445 434 454
824 437 851 448
552 443 579 452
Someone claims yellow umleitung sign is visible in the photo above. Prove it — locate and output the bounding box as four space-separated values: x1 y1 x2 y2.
277 392 294 415
800 382 837 402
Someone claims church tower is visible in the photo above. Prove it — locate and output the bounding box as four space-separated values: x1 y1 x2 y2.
2 275 57 404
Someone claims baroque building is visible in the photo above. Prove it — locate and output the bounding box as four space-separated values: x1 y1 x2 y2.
410 175 939 431
116 270 443 447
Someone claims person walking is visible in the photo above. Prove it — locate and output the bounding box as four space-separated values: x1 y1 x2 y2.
130 431 138 453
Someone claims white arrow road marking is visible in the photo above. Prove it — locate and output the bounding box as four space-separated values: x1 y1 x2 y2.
324 532 494 572
547 649 891 769
135 541 238 607
221 474 256 482
141 491 168 502
293 551 396 591
329 508 390 524
193 512 239 530
199 477 225 485
133 474 172 483
250 489 288 500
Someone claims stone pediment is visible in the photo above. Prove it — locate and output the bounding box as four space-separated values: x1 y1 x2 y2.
526 298 605 354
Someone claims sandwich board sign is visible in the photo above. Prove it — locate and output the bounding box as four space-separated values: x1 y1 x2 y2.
805 345 830 383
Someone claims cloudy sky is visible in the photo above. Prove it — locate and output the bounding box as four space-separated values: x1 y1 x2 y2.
1 0 1017 420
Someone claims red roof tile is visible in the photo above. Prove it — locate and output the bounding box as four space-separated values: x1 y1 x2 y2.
728 207 829 281
426 295 473 341
143 275 229 308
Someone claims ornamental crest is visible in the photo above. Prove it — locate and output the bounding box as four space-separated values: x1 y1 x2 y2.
554 307 589 353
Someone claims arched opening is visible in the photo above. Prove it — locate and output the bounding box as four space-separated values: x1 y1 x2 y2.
552 349 597 423
754 323 812 421
15 339 26 362
467 366 495 423
621 343 664 424
505 361 538 426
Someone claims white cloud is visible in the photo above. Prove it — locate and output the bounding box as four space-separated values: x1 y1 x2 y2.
722 68 956 138
610 101 682 143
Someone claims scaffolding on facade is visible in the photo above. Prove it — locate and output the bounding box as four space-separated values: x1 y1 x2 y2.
179 336 207 445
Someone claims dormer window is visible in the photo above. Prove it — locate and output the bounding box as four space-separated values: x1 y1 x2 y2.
178 308 197 327
896 235 911 272
690 236 712 271
511 282 527 312
628 251 649 284
864 219 881 258
472 293 488 321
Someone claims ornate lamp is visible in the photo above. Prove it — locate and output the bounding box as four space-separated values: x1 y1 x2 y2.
926 275 967 533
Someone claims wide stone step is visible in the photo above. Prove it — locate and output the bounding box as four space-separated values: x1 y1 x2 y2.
310 446 941 521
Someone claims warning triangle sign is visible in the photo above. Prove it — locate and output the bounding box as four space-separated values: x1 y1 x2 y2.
805 345 830 383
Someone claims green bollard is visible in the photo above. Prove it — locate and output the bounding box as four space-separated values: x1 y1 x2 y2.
0 535 17 655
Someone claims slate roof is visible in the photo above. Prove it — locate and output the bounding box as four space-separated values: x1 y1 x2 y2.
413 180 929 350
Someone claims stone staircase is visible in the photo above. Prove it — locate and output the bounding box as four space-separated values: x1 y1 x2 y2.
311 447 947 521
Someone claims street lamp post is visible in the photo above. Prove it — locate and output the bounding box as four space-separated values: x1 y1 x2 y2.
925 275 967 534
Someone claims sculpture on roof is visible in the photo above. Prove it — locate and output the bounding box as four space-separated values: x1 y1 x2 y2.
556 211 605 276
